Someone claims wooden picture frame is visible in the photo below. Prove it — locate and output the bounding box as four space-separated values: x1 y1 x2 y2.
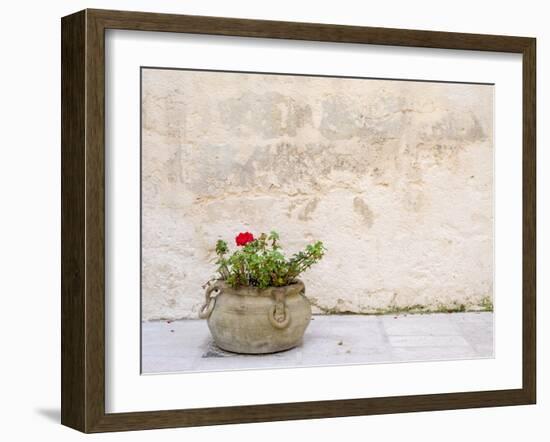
61 8 536 433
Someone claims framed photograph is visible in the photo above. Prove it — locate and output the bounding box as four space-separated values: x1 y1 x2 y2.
61 9 536 433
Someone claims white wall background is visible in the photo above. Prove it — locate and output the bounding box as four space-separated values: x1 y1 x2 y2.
141 70 495 320
0 0 546 441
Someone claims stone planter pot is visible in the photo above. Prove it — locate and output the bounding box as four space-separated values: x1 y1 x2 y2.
199 279 311 354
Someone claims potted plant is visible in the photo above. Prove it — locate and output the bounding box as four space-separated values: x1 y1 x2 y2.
199 231 325 354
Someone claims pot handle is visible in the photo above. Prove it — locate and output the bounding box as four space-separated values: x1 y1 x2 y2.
199 283 222 319
268 290 291 329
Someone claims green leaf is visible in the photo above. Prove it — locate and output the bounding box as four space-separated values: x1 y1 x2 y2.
210 232 325 288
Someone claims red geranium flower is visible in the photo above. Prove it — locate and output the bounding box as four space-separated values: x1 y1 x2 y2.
235 232 254 246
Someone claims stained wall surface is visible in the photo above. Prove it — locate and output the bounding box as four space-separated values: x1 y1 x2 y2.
141 68 494 320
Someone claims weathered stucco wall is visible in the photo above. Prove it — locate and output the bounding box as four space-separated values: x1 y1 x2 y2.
141 68 493 320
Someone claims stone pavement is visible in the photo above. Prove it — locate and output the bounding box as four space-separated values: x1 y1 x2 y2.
141 312 493 374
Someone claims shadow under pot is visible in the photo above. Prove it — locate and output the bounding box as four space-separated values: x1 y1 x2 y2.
199 279 311 354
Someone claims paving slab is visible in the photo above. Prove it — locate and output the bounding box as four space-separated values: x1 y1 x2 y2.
141 312 493 374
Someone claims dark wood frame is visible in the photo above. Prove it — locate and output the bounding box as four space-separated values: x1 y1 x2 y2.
61 8 536 433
